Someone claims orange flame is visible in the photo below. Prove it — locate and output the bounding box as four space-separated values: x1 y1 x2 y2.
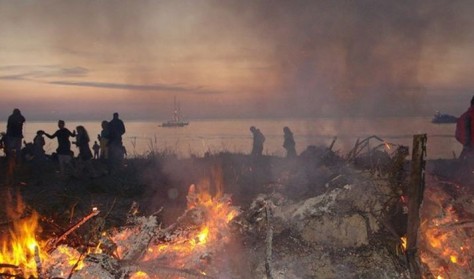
1 165 240 277
400 236 407 251
0 193 93 277
0 193 47 278
130 270 150 278
145 182 239 263
420 178 473 279
114 172 240 274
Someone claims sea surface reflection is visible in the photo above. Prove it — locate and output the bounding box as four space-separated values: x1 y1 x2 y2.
16 117 458 159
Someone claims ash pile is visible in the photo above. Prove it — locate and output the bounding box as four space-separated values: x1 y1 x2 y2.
232 143 411 278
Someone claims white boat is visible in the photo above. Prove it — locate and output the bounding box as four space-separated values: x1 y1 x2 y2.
161 97 189 127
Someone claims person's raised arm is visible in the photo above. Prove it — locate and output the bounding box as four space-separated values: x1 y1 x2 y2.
43 131 55 139
70 129 76 137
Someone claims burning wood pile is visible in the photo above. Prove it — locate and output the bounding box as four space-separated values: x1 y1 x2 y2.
419 175 474 278
0 181 240 278
0 135 471 278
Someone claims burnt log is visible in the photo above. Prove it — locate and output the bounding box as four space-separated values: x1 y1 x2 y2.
406 134 427 278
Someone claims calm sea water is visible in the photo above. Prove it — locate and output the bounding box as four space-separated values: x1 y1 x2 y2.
12 117 459 159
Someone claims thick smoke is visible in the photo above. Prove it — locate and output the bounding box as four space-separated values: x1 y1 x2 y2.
219 0 472 117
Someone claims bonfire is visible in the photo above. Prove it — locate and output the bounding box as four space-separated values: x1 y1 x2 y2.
0 181 240 278
1 135 473 278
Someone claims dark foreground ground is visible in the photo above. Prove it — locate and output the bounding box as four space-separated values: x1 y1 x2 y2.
0 151 343 237
0 148 469 237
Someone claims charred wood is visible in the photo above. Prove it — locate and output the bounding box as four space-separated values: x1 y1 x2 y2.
45 209 100 253
264 202 274 279
406 134 427 279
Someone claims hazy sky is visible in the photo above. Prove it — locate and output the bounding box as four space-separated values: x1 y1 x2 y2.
1 0 474 121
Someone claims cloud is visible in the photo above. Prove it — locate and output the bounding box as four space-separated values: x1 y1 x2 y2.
55 67 89 77
0 65 89 80
48 80 221 95
0 72 33 80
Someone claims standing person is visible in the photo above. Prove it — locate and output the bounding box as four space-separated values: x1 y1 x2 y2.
44 120 76 174
92 141 100 159
5 108 26 161
250 126 265 156
74 126 93 161
98 120 110 160
0 132 5 156
108 112 126 165
283 126 297 158
456 96 474 160
33 130 46 161
74 126 94 176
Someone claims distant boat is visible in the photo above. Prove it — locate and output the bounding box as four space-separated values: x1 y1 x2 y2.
431 111 458 124
160 97 189 127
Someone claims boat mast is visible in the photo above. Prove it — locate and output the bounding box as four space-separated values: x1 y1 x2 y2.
173 96 178 122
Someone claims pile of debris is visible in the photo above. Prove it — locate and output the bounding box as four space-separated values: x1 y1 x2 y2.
233 163 409 278
3 135 470 278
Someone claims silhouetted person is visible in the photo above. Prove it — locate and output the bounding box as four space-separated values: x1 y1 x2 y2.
44 120 76 174
74 126 93 161
456 96 474 160
92 141 100 159
250 126 265 156
98 120 110 159
108 112 126 167
33 130 46 161
6 108 26 162
283 126 297 158
0 132 5 156
109 113 126 145
74 126 95 176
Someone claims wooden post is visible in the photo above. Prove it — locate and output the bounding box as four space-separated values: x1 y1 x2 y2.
406 134 427 278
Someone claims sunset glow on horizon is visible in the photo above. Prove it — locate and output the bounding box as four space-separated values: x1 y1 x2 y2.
2 0 474 121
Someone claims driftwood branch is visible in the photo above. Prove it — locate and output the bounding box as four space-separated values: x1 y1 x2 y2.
328 136 337 151
34 246 42 279
265 202 274 279
46 208 100 253
347 135 398 161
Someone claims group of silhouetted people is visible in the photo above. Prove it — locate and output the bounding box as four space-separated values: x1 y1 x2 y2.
0 107 303 176
0 109 126 176
249 125 297 158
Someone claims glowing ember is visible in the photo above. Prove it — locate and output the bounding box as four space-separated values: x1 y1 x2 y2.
112 180 240 273
419 176 474 278
130 270 150 278
400 236 407 251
